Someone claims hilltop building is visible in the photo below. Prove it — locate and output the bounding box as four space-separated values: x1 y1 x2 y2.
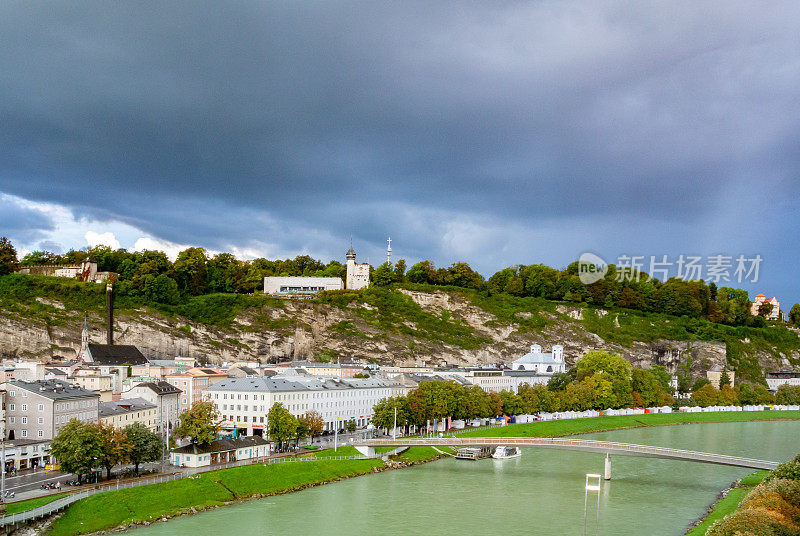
346 244 370 290
16 258 116 283
511 344 566 375
751 294 781 320
263 276 343 295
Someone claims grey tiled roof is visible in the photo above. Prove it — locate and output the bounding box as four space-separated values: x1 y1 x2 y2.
6 379 99 400
171 435 269 455
99 398 157 418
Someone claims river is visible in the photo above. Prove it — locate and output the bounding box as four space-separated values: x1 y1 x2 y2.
128 420 800 535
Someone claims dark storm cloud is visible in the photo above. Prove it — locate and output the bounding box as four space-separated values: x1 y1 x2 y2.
0 196 54 243
1 1 800 298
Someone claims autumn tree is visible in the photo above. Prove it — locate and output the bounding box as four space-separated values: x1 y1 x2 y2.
96 422 133 479
173 401 221 446
0 237 18 276
300 410 325 443
692 384 720 407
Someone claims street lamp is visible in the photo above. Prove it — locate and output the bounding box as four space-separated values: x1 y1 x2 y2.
584 473 601 536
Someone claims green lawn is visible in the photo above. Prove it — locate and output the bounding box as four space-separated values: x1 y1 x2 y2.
685 471 768 535
48 459 383 536
393 446 452 462
4 492 69 514
461 411 800 438
310 445 396 458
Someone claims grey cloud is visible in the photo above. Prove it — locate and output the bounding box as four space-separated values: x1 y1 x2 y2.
0 1 799 300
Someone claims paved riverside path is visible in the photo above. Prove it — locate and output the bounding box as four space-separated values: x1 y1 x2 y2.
352 437 782 471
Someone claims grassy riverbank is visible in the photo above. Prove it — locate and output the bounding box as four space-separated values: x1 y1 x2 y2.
685 471 769 536
47 447 445 536
461 410 800 438
41 412 800 536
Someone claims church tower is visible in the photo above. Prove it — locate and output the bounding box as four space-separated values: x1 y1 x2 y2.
79 315 89 361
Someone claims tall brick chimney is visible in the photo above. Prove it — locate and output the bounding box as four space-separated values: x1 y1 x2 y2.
106 282 114 345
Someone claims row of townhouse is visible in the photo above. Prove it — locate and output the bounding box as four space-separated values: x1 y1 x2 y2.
202 376 407 436
0 379 101 470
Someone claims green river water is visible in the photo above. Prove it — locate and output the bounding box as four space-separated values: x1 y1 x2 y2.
129 421 800 535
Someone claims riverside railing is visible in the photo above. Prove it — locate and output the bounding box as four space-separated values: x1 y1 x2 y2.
0 472 185 528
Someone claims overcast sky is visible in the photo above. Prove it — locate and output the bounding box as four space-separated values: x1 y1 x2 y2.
1 2 798 304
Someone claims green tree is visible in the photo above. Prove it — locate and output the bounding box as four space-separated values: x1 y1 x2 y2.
267 403 297 451
738 383 757 405
372 262 394 286
576 351 632 381
406 260 436 284
631 368 663 407
753 384 775 404
393 259 407 283
344 419 357 433
172 247 209 295
583 373 617 409
300 411 325 444
516 383 542 414
173 401 220 446
372 396 412 431
499 390 524 415
650 365 674 393
692 377 711 392
719 368 731 388
758 300 774 318
407 381 459 424
124 422 164 474
692 384 720 407
789 303 800 326
547 371 574 392
775 385 800 405
50 420 104 483
0 237 18 276
96 422 133 480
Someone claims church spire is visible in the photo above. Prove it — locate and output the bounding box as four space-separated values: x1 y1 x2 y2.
80 314 89 360
386 236 392 265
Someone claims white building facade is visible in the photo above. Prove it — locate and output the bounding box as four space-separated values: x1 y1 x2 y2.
510 344 566 375
345 246 370 290
264 276 344 295
203 376 405 436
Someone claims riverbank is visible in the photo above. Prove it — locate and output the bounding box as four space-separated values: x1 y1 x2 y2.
460 410 800 438
30 410 800 536
43 447 447 536
684 471 769 536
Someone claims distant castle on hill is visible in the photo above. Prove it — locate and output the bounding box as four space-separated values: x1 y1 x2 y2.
16 258 116 283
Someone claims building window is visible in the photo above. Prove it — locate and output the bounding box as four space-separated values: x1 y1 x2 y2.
38 417 43 424
21 417 27 424
9 404 14 411
38 430 43 438
37 404 44 411
21 430 27 437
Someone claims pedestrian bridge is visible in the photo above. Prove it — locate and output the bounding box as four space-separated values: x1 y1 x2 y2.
352 437 781 479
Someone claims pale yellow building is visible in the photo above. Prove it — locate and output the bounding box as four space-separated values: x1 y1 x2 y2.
99 398 158 431
706 367 735 389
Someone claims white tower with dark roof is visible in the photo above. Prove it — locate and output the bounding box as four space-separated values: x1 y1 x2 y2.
345 243 370 290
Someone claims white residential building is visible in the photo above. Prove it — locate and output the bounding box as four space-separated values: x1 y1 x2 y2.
203 376 405 436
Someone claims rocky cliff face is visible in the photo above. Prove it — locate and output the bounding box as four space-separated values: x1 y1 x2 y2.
0 290 792 378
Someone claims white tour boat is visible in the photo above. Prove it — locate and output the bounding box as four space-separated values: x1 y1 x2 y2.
491 446 522 459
